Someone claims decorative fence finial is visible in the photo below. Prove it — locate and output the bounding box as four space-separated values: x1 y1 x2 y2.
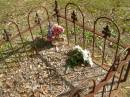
71 10 78 23
71 10 78 45
34 12 43 38
65 3 85 48
102 25 111 38
54 0 60 24
35 12 41 24
3 29 11 42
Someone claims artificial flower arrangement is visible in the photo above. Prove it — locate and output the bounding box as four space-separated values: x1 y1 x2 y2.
47 24 64 41
47 24 65 52
65 45 94 70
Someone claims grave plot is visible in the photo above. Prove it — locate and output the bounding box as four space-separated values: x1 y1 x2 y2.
0 1 130 97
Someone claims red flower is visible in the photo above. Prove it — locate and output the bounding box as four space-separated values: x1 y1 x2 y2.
47 24 64 41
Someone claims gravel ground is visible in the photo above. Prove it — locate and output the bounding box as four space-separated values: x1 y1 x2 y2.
0 43 108 97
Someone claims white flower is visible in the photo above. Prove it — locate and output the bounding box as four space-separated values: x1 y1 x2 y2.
73 45 94 67
73 45 83 52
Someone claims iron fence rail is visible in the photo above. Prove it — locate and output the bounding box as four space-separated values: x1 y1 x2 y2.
0 1 130 97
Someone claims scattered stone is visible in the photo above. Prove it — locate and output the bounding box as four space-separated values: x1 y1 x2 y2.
0 81 3 87
0 43 107 97
5 78 15 89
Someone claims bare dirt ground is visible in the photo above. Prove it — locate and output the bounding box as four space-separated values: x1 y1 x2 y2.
0 41 109 97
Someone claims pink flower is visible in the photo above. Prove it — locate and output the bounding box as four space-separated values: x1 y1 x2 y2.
47 24 64 41
51 24 64 37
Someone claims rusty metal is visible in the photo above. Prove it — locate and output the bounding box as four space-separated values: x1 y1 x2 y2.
2 29 11 42
0 2 129 97
0 9 128 51
54 0 60 24
27 6 50 39
93 17 120 66
0 11 128 50
108 74 115 97
83 54 130 97
102 25 111 38
0 13 54 47
27 6 50 53
3 28 20 66
101 25 111 65
65 3 85 48
35 12 43 38
69 79 96 97
116 65 125 89
122 47 130 60
57 15 130 94
104 48 121 79
59 13 129 49
71 10 77 45
84 69 115 97
102 85 106 97
115 48 130 83
89 79 96 94
121 60 130 82
7 20 29 59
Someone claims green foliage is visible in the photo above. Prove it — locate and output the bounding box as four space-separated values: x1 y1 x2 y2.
65 49 83 68
65 49 89 69
84 31 93 43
